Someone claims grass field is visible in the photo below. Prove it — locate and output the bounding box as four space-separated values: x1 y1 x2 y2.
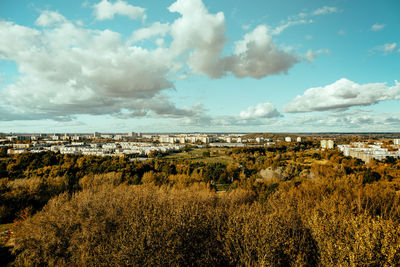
166 148 233 165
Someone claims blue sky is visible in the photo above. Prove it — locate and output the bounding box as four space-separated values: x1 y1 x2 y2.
0 0 399 133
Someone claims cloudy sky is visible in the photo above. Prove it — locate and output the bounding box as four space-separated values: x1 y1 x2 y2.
0 0 399 133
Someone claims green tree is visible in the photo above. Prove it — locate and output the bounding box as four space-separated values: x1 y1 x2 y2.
0 147 7 157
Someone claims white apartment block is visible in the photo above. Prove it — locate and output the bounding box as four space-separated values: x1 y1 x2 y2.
338 142 400 163
321 140 334 149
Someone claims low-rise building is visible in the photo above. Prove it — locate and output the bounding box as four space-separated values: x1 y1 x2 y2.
7 136 29 141
321 140 334 149
13 144 30 149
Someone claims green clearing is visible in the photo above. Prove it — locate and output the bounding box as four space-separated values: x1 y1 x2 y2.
166 148 233 165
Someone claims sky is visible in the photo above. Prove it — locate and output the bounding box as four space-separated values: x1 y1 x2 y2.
0 0 399 133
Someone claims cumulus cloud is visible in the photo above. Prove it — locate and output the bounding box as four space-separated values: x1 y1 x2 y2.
283 78 400 113
168 0 299 79
312 6 340 16
168 0 227 78
176 102 281 128
0 0 310 122
93 0 145 21
0 18 194 121
35 10 66 27
177 107 400 132
131 22 169 43
286 110 400 131
108 106 400 132
371 23 385 31
226 25 298 78
239 102 281 119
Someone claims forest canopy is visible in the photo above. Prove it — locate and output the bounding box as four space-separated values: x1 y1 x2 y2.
1 144 400 266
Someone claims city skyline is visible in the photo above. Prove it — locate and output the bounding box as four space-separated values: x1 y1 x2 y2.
0 0 399 133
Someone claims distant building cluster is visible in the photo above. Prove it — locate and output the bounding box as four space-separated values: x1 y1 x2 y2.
6 131 399 165
1 132 251 156
338 140 400 163
159 134 213 144
7 142 183 157
0 132 309 148
158 133 250 144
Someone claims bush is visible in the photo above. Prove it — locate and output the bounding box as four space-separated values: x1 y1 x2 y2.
223 203 320 266
13 185 229 266
11 178 400 266
79 172 123 189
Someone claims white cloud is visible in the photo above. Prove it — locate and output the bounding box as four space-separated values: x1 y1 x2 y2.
174 104 400 132
383 43 397 52
0 18 195 121
131 22 169 42
0 0 309 122
264 6 339 36
270 19 312 35
286 110 400 132
173 102 282 128
304 49 330 62
283 78 400 113
168 0 227 78
155 38 164 47
226 25 298 78
35 10 66 27
168 1 299 79
242 24 250 30
93 0 145 21
371 43 398 55
175 108 400 132
313 6 340 16
371 23 385 31
381 43 397 53
239 102 281 119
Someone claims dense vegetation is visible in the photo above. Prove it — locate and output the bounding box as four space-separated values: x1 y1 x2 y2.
1 142 400 265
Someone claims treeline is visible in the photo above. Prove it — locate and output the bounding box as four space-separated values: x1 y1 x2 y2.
0 152 236 223
12 178 400 266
